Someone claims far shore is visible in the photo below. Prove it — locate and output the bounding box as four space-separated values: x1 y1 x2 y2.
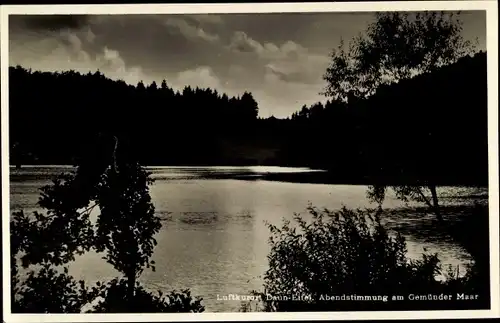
8 164 488 188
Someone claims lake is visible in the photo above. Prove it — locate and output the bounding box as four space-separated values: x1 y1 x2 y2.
9 166 484 312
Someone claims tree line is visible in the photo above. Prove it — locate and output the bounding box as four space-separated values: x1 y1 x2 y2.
10 11 488 189
9 68 259 166
10 50 487 187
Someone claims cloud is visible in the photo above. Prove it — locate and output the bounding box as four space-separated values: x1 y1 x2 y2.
175 66 222 90
221 30 331 116
265 52 330 85
228 31 306 60
164 17 219 43
56 30 90 62
96 47 146 85
255 68 325 118
227 30 329 87
186 14 224 25
10 15 90 32
85 28 96 43
228 31 263 54
9 22 147 86
9 29 93 74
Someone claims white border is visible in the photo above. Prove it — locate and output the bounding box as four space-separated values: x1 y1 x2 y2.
1 1 499 322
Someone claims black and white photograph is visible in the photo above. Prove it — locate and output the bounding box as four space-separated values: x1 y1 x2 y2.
2 1 499 321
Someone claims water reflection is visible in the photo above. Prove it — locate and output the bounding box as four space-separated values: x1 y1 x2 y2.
9 166 484 312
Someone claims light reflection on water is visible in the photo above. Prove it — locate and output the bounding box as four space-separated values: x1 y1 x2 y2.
9 166 486 312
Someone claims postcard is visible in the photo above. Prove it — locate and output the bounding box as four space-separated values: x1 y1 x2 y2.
2 1 498 322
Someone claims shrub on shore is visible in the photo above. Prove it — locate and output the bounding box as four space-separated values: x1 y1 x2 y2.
241 205 486 312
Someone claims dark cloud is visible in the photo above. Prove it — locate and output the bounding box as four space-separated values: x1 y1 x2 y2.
266 65 314 85
228 31 260 53
10 15 90 31
163 16 220 43
184 14 225 26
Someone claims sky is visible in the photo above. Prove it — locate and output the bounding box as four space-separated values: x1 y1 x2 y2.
8 11 486 118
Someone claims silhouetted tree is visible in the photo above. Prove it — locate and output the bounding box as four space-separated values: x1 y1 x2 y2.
149 81 158 91
322 12 478 221
323 11 476 102
10 134 204 313
93 138 161 306
240 92 259 121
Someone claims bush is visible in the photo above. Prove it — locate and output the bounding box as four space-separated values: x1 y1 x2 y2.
244 205 485 312
90 278 204 313
12 264 101 313
10 152 205 313
444 203 490 301
10 258 205 314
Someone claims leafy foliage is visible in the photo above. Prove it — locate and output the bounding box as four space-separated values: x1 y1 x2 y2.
320 12 480 220
13 264 102 313
94 161 161 295
366 185 437 209
245 206 483 312
10 135 204 313
90 278 204 313
322 11 477 102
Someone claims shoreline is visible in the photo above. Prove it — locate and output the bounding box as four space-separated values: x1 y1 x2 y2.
8 165 488 188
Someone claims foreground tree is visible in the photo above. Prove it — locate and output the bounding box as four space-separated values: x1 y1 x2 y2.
94 161 160 306
322 11 477 221
10 134 204 313
323 11 476 102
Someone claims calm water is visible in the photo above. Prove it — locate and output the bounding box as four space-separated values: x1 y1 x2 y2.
9 166 482 312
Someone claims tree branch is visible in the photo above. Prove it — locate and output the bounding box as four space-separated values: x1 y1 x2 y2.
416 187 434 209
80 203 98 218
